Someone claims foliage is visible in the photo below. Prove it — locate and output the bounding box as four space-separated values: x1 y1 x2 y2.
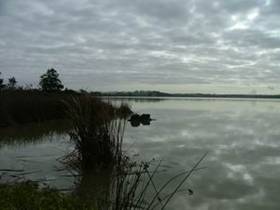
63 96 205 210
105 153 207 210
7 77 17 89
0 72 5 89
0 89 78 127
0 181 96 210
39 68 64 92
64 96 131 170
0 88 131 127
0 74 17 90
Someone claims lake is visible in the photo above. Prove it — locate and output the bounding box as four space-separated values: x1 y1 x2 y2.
1 97 280 209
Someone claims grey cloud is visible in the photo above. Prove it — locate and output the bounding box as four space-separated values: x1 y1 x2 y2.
219 0 264 12
223 29 280 49
0 0 280 92
110 0 191 22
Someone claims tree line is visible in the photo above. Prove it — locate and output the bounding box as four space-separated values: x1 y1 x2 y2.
0 68 64 92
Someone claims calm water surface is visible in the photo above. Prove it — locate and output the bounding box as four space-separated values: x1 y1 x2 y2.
1 98 280 209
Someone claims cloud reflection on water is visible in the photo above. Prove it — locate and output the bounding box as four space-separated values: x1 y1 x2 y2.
124 98 280 210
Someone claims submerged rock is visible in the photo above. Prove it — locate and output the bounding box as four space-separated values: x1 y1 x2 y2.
139 114 151 121
128 113 153 127
129 114 140 121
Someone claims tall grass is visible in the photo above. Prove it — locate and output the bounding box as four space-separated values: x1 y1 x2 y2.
104 153 207 210
64 96 131 170
64 96 206 210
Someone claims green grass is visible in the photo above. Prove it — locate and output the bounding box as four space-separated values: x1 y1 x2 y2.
0 182 96 210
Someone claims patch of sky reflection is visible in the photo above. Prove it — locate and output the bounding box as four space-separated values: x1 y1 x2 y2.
1 98 280 209
123 98 280 209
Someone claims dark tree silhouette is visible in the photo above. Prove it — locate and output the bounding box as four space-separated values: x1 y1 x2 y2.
39 68 64 92
8 77 17 89
0 72 5 89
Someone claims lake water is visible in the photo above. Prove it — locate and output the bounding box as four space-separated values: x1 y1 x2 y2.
1 98 280 209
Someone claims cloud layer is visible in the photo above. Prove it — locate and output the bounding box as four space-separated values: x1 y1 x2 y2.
1 0 280 93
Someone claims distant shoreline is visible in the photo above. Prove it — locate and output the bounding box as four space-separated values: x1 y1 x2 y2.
93 91 280 99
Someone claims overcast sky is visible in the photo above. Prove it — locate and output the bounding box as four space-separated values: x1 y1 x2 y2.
1 0 280 93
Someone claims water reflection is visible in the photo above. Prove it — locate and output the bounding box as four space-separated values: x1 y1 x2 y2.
0 120 71 145
1 98 280 209
0 120 73 189
122 98 280 210
73 168 113 208
103 97 165 103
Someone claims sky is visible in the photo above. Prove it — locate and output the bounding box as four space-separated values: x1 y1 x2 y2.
0 0 280 94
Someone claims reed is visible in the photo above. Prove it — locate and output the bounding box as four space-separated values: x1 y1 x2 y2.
104 153 207 210
63 95 206 210
64 96 131 170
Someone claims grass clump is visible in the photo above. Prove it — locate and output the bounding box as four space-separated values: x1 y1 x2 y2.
107 153 207 210
0 181 96 210
64 96 131 170
63 95 206 210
